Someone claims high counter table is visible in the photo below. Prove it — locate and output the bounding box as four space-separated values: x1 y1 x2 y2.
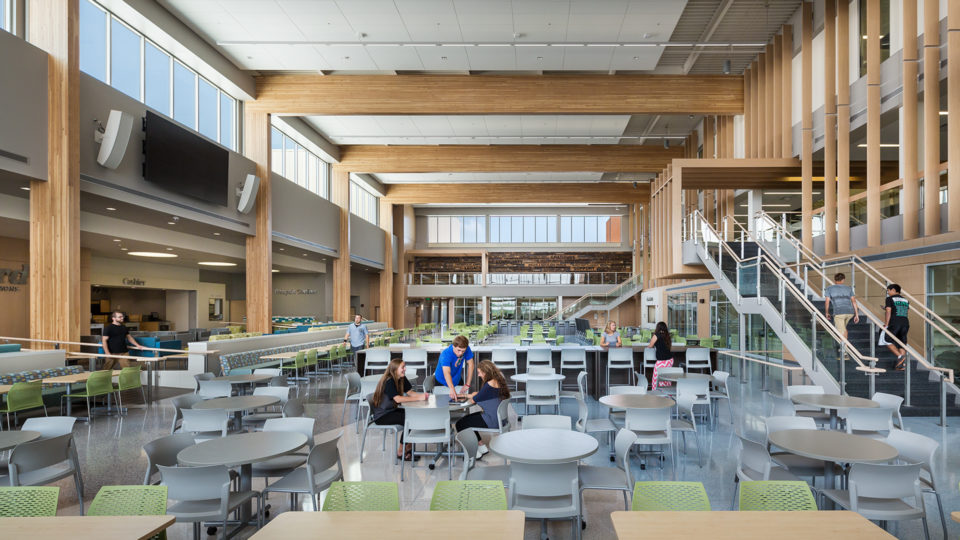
250 510 526 539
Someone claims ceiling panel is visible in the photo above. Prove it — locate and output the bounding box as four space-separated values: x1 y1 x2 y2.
365 46 424 71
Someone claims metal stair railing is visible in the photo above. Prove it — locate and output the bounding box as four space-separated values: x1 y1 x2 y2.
546 272 644 321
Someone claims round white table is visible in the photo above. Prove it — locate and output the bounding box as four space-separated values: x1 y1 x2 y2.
193 395 280 429
179 431 307 523
599 394 674 409
490 428 598 464
211 374 274 394
791 394 879 430
0 430 40 451
510 373 565 383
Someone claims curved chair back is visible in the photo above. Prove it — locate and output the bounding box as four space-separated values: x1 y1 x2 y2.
845 407 893 436
884 429 938 481
455 429 480 480
849 462 923 502
610 385 645 395
179 408 228 437
631 481 710 511
282 398 305 418
364 349 392 375
521 414 570 430
170 393 205 434
526 348 552 367
157 464 231 501
253 368 282 376
5 381 44 413
306 431 344 483
491 348 518 372
21 416 76 439
322 481 400 511
253 385 291 404
642 347 658 369
684 348 711 372
263 417 315 449
117 367 142 390
193 372 214 392
612 428 639 474
430 480 507 511
142 432 200 485
763 415 816 438
85 371 116 396
0 486 60 516
560 348 586 369
625 406 671 434
345 372 362 395
8 434 73 484
871 392 905 428
607 347 633 367
197 380 231 399
735 435 774 481
401 349 428 370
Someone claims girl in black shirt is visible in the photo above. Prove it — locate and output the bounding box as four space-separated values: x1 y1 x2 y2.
370 358 428 460
646 321 674 390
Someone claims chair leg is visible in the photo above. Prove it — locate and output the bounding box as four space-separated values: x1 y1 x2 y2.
932 491 947 540
74 471 84 515
730 478 739 510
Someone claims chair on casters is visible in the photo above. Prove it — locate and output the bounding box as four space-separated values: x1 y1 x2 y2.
262 431 343 512
158 464 262 540
606 348 635 395
579 429 638 519
322 481 400 511
0 486 60 516
430 480 507 511
625 406 674 480
559 349 587 391
631 481 711 511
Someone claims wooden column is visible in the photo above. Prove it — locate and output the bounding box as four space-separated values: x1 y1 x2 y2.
801 2 813 247
704 116 716 159
949 0 960 231
378 202 393 326
824 0 838 255
751 63 760 157
27 0 81 344
744 69 753 157
773 35 783 158
923 0 941 236
766 43 775 158
903 0 920 240
241 110 273 333
782 25 794 157
392 204 414 327
866 0 882 246
331 166 351 321
758 53 767 158
837 0 852 250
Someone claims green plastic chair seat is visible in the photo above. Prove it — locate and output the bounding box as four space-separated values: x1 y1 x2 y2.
0 381 45 415
631 481 711 511
322 481 399 511
0 486 59 517
70 370 116 399
115 366 142 391
89 485 169 540
738 481 818 511
430 481 507 511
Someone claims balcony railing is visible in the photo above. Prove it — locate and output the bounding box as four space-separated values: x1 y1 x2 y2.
407 272 632 286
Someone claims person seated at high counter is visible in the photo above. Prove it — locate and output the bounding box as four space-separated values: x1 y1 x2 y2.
434 335 474 401
646 321 674 389
600 320 622 349
455 360 511 458
369 358 429 461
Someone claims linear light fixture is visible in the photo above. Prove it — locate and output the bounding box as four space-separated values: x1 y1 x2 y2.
198 261 237 267
856 143 899 148
128 251 178 258
218 40 767 48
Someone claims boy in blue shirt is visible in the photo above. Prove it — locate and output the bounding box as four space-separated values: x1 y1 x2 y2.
434 335 474 400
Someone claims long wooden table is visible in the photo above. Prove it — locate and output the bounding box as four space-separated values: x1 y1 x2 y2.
250 510 525 538
611 511 895 539
0 515 175 540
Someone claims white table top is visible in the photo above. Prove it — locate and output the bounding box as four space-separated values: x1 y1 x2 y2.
791 394 879 410
401 394 471 409
510 373 565 383
490 429 598 464
0 430 40 452
611 511 895 539
768 429 898 464
192 395 279 412
212 374 274 384
599 394 674 409
178 431 308 467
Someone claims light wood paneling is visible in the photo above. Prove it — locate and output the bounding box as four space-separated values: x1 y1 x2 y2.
338 144 682 173
27 0 81 345
392 205 413 327
704 116 716 159
867 0 883 246
242 109 272 333
837 1 852 250
383 182 649 204
773 35 783 158
250 74 744 115
801 1 813 247
765 44 775 158
781 25 793 158
378 202 393 327
744 67 753 157
950 0 960 231
824 0 837 255
923 0 940 236
903 0 920 241
331 167 351 322
758 53 767 158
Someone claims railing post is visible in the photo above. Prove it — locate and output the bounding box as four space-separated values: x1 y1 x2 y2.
869 321 876 358
780 279 786 332
736 265 741 306
756 261 761 299
803 266 809 297
839 345 846 395
810 315 818 372
868 359 876 397
904 355 911 407
939 376 948 427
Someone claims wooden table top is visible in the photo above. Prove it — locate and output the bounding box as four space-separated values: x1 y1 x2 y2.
600 393 675 409
0 384 10 395
0 515 175 540
41 370 122 384
0 430 41 452
611 511 895 539
952 511 960 523
768 429 898 464
250 510 525 538
791 393 879 410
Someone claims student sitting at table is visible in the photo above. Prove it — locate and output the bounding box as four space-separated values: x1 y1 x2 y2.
434 335 474 401
455 360 510 458
370 358 429 460
646 321 674 390
600 320 622 349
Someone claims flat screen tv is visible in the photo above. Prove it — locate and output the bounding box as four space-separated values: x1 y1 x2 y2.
143 111 229 207
575 318 591 334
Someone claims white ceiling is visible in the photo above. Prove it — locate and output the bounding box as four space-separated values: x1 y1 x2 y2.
160 0 689 73
375 172 605 183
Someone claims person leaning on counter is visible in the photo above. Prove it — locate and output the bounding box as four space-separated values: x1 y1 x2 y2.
433 335 474 401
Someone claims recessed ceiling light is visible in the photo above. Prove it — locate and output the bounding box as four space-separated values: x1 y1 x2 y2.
272 269 279 273
106 207 116 211
112 239 121 242
120 247 128 251
20 186 30 191
856 143 899 148
166 247 174 251
213 232 221 236
198 261 237 267
167 221 176 225
279 248 284 251
128 251 177 258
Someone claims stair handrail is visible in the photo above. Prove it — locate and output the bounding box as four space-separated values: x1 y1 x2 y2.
691 211 885 377
755 210 960 347
546 272 643 321
745 212 955 384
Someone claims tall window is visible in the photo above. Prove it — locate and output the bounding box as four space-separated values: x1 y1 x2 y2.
270 126 330 200
454 298 483 326
559 215 621 243
427 216 486 244
666 292 698 337
488 215 557 243
350 181 379 225
79 0 237 150
0 0 6 32
927 262 960 373
710 289 738 349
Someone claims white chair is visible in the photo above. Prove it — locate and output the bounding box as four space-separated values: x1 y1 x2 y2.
731 434 807 509
671 392 702 467
606 348 635 394
559 349 587 391
607 385 646 428
178 408 229 441
355 378 382 432
252 417 315 480
786 385 830 424
768 395 796 417
625 406 674 480
763 416 831 482
340 372 362 428
142 433 201 485
241 386 291 430
576 397 617 461
170 393 205 434
158 464 262 540
521 414 571 430
684 347 711 373
821 463 930 540
844 407 893 440
364 349 391 376
526 347 553 369
455 430 509 486
401 349 428 387
402 406 453 481
471 399 511 436
528 366 555 374
261 431 343 511
1 434 85 514
642 347 658 371
21 416 76 439
193 373 214 393
509 461 582 540
561 371 587 401
634 371 649 390
871 392 905 429
524 377 560 415
197 380 232 399
710 371 733 422
657 367 683 394
884 429 947 537
358 394 400 466
578 428 638 519
676 378 712 427
492 348 519 389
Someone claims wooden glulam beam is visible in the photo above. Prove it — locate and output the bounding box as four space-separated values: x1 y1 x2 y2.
250 74 744 115
338 145 684 173
383 183 649 205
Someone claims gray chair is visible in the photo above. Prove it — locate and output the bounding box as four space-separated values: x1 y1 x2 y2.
197 380 232 399
561 371 587 401
871 392 905 429
625 406 674 480
21 416 76 439
492 348 519 389
821 463 930 540
509 460 582 540
559 349 587 391
606 348 635 393
241 386 291 431
684 347 711 373
578 428 638 517
786 385 830 424
401 349 428 387
844 407 893 440
526 347 553 369
364 349 391 376
158 464 261 540
885 429 947 538
178 408 229 441
262 430 344 511
455 430 509 486
671 392 702 467
731 434 807 510
340 372 362 427
642 347 658 372
193 373 214 393
252 417 314 480
471 399 511 436
359 394 400 465
402 406 452 481
576 397 617 460
763 416 833 482
142 432 202 485
170 393 205 434
281 398 305 418
0 434 85 514
521 414 571 430
524 377 560 415
710 371 733 423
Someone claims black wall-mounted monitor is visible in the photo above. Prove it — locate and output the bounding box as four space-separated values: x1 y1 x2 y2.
143 111 228 207
575 318 592 334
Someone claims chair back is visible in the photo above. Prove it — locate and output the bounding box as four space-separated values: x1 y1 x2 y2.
510 461 578 498
613 428 639 474
401 349 428 369
142 432 199 484
364 349 391 374
576 371 587 397
521 414 570 430
625 406 671 434
253 385 291 404
768 395 796 416
631 481 711 511
306 431 344 483
712 371 730 390
607 347 633 367
575 398 588 432
197 380 231 399
263 417 315 449
684 348 711 371
282 398 305 418
491 348 518 371
845 407 893 435
85 370 115 395
528 366 555 374
118 366 142 390
345 372 362 395
738 480 817 511
8 434 73 484
560 348 586 368
157 464 231 502
6 381 43 411
88 485 167 517
642 347 658 367
849 463 922 504
455 430 480 480
179 408 228 436
735 435 773 481
193 373 214 392
404 407 451 443
0 486 60 516
763 415 816 438
658 367 683 377
676 378 709 399
884 429 938 479
526 348 552 366
431 480 507 511
21 416 76 439
610 385 645 395
871 391 904 410
170 393 205 434
525 379 559 404
675 392 697 424
321 481 400 511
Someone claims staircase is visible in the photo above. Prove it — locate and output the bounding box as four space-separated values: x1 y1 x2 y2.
551 273 643 321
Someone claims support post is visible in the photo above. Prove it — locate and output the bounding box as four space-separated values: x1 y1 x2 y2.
837 1 851 251
332 167 351 321
923 0 941 237
866 0 882 246
903 0 920 241
800 2 813 248
824 0 837 255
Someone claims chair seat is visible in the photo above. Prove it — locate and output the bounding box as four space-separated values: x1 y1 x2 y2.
406 428 449 443
738 464 805 483
820 490 926 520
512 494 578 519
585 418 616 434
344 393 363 402
241 412 283 425
559 390 582 400
848 429 887 440
770 452 837 476
252 455 307 475
796 410 831 422
632 430 671 445
166 491 259 522
578 465 630 491
465 465 510 486
0 463 75 487
262 467 341 494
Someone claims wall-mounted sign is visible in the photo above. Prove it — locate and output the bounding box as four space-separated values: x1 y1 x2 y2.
274 288 319 296
122 277 146 286
0 264 28 292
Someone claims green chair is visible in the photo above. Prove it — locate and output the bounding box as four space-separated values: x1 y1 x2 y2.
114 366 146 413
0 486 60 517
321 481 399 511
333 344 348 370
317 347 334 374
1 381 46 428
281 351 308 382
631 481 711 511
430 480 507 511
738 481 818 511
513 335 523 344
532 334 546 344
63 371 117 420
88 485 169 540
304 349 319 378
547 328 557 338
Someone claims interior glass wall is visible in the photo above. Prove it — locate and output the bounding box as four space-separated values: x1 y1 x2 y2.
489 297 556 320
666 292 697 337
927 262 960 373
710 289 738 349
454 297 482 326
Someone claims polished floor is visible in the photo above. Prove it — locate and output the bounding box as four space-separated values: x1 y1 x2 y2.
22 354 960 540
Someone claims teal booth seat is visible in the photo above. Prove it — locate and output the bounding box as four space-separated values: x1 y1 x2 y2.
0 344 22 354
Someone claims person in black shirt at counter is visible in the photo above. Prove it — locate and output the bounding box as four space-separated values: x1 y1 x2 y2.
101 311 142 370
369 358 429 460
646 321 674 390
